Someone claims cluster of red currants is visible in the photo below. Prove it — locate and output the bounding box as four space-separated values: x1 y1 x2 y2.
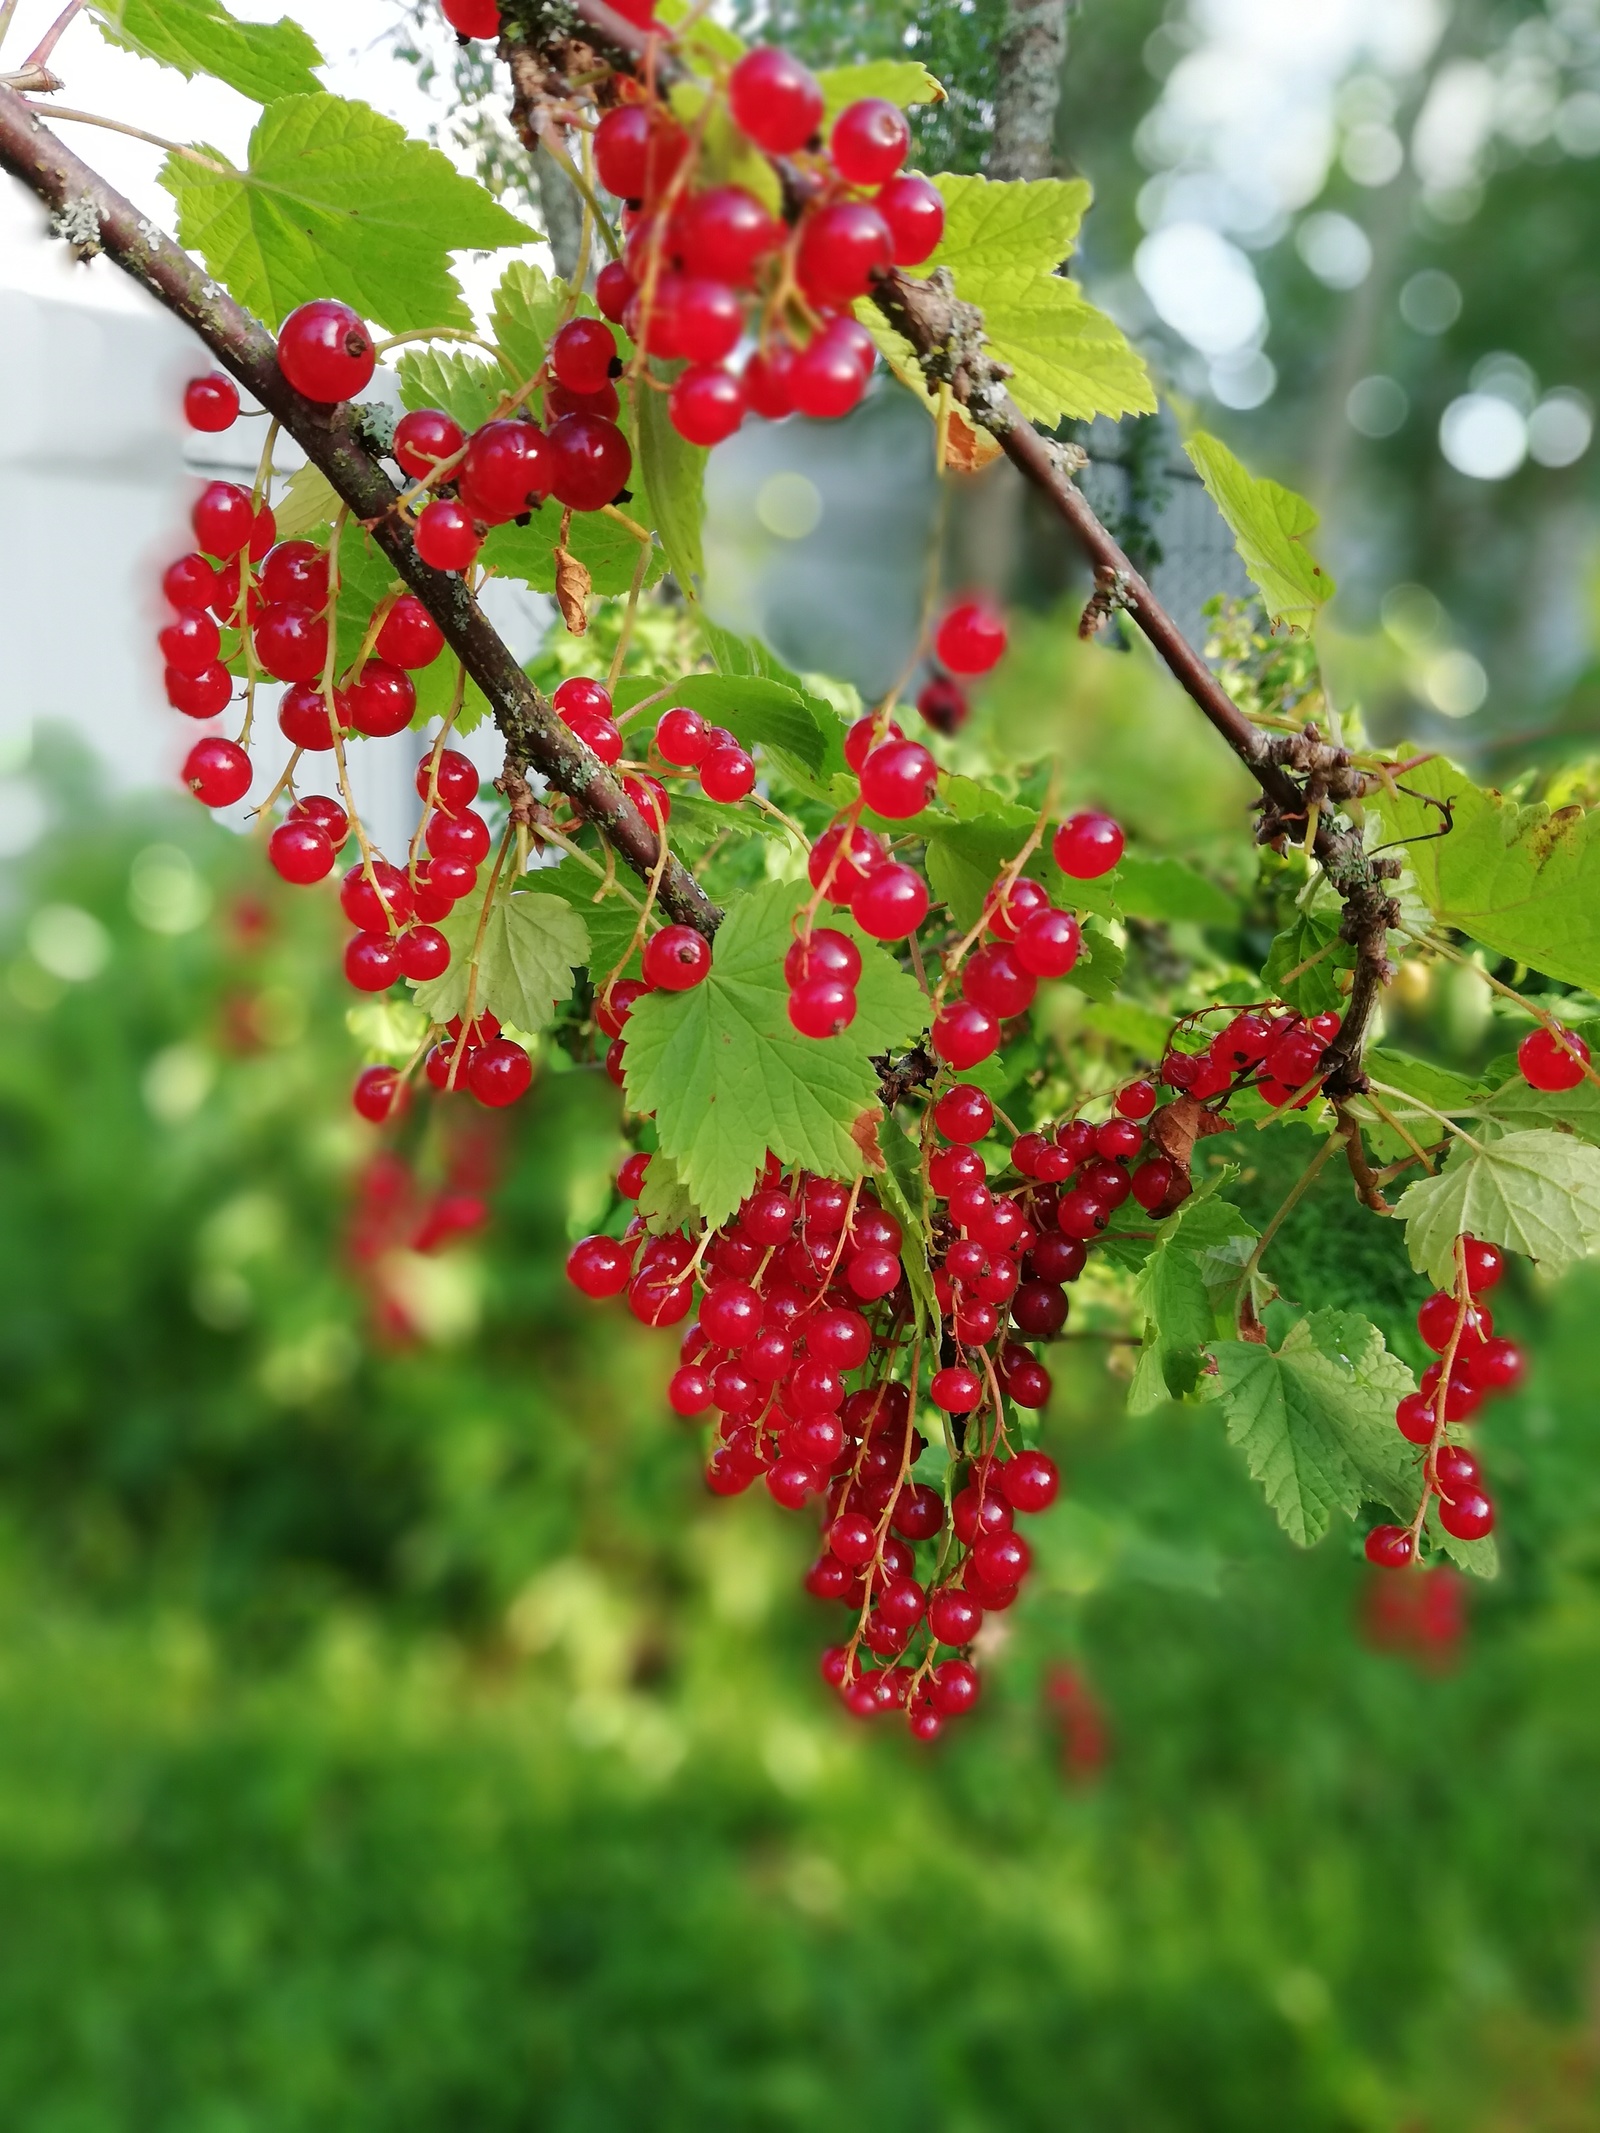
443 7 944 445
1367 1235 1517 1566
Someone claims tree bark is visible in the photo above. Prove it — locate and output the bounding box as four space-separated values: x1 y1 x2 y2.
987 0 1075 182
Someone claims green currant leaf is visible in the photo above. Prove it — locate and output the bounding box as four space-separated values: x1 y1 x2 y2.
1184 432 1335 635
1262 909 1355 1016
482 509 662 602
1117 856 1238 928
1370 754 1600 995
270 462 339 541
346 998 429 1065
87 0 321 104
1203 1310 1417 1547
534 863 642 985
409 881 590 1032
1395 1128 1600 1286
636 1148 699 1236
160 94 531 331
489 262 573 388
397 348 503 434
634 368 707 592
1063 919 1126 1004
816 61 945 124
622 880 927 1228
1077 999 1172 1059
1477 1073 1600 1143
875 1110 938 1335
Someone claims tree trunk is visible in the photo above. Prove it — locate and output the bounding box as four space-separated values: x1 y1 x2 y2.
987 0 1075 181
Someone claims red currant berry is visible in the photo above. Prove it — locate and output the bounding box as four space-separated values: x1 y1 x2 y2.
930 1365 983 1414
1011 1280 1068 1340
742 341 798 420
291 793 348 843
259 540 329 608
457 420 549 523
550 316 617 395
166 663 233 719
1365 1524 1415 1568
595 980 650 1040
785 929 861 987
987 875 1049 941
929 1658 980 1717
442 0 499 34
183 737 250 807
415 746 479 810
277 682 341 750
830 97 910 186
1057 1187 1109 1242
566 1234 633 1299
1417 1291 1485 1354
844 716 900 772
808 824 886 904
277 299 375 403
1395 1392 1436 1445
373 595 444 671
1518 1023 1590 1092
345 930 402 991
547 412 632 512
192 480 255 559
963 941 1036 1019
932 1000 1000 1070
728 46 824 154
700 743 756 803
1461 1236 1504 1293
340 860 412 932
789 319 874 419
934 1084 995 1144
468 1037 533 1107
352 1064 402 1122
669 1366 713 1418
859 738 937 819
397 925 450 981
595 105 689 202
845 1247 901 1301
972 1528 1030 1589
796 201 893 306
1438 1488 1494 1542
268 817 334 885
1476 1336 1525 1392
184 371 241 432
1011 906 1081 979
642 924 712 991
595 260 635 323
415 498 481 572
852 862 928 941
934 599 1006 675
1053 810 1124 879
253 604 328 683
1000 1450 1059 1513
426 809 492 865
1096 1118 1143 1163
162 552 218 610
788 978 858 1039
656 706 709 767
347 661 417 738
875 172 945 264
668 363 745 445
1434 1443 1482 1498
158 608 222 678
394 406 464 478
1130 1157 1177 1213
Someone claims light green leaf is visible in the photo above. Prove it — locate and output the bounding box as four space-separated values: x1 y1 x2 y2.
622 880 926 1227
929 172 1093 279
1116 855 1237 927
816 60 945 123
875 1111 937 1334
1063 918 1125 1004
1371 754 1600 994
397 347 503 433
88 0 321 104
1395 1127 1600 1285
939 774 1035 829
1477 1073 1600 1143
482 507 660 601
1185 431 1335 634
410 882 590 1031
1365 1046 1483 1114
271 461 338 540
160 94 531 331
346 998 429 1064
634 368 706 590
535 862 643 983
1129 1189 1257 1412
636 1147 700 1236
1204 1310 1417 1546
651 0 743 61
489 261 569 388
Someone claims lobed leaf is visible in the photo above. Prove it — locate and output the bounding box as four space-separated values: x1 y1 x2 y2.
1185 432 1335 634
816 61 945 123
1395 1127 1600 1285
88 0 321 104
397 348 504 434
409 882 590 1032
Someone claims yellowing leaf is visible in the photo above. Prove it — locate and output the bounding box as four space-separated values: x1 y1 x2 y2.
1395 1128 1600 1285
270 461 338 540
1373 754 1600 994
161 94 531 331
1185 432 1334 634
410 883 590 1031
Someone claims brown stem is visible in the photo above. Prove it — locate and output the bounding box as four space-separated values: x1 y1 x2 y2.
0 84 721 939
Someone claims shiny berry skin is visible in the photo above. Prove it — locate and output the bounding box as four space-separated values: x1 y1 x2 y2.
594 105 688 202
184 372 240 431
277 682 340 749
1476 1336 1525 1392
932 1000 1000 1070
656 706 710 767
700 743 757 803
547 412 632 512
1420 1359 1484 1422
1434 1443 1483 1498
796 202 893 306
830 97 910 186
1096 1118 1143 1163
844 716 901 773
1116 1079 1159 1121
1417 1291 1486 1354
442 0 499 33
1011 1280 1068 1340
277 299 375 403
785 929 861 988
595 260 635 323
1000 1450 1059 1513
669 1367 713 1418
260 540 329 607
860 738 937 820
348 661 417 738
340 861 412 932
827 1513 875 1568
553 676 612 723
1130 1158 1177 1213
352 1065 402 1122
1461 1237 1504 1293
1011 906 1081 979
929 1658 980 1717
394 406 464 478
1395 1392 1437 1446
158 608 222 678
397 925 451 981
1053 810 1124 879
852 863 928 941
192 480 255 559
1057 1187 1109 1241
166 663 233 719
463 1037 529 1108
847 1247 901 1300
642 924 712 991
624 774 670 827
183 737 251 807
934 1084 994 1144
808 824 886 904
728 45 824 154
415 498 481 572
425 809 491 867
927 1587 982 1647
566 1234 633 1299
930 1365 982 1414
951 1485 1011 1546
986 876 1049 942
162 552 218 610
345 930 401 991
678 185 779 284
459 419 549 522
268 818 335 885
934 599 1007 675
550 316 617 395
670 363 746 446
1518 1023 1590 1091
972 1528 1030 1589
254 604 328 683
1028 1234 1085 1284
891 1484 945 1544
875 172 945 264
963 942 1036 1020
790 317 876 420
742 342 798 421
415 746 479 810
1439 1488 1494 1542
1365 1524 1415 1568
675 279 745 364
788 977 857 1039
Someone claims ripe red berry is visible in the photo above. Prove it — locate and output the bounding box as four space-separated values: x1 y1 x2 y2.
700 743 756 802
415 498 481 572
785 929 861 987
678 185 780 284
930 1365 982 1414
183 737 250 807
352 1064 402 1122
859 738 937 819
963 942 1036 1020
728 45 824 154
394 406 464 478
442 0 499 34
1461 1236 1504 1293
260 539 329 607
1476 1336 1525 1392
426 809 492 865
415 746 479 810
788 977 857 1039
934 599 1007 675
184 372 240 431
1394 1392 1436 1446
254 604 328 683
1434 1443 1482 1498
348 661 417 738
1057 1186 1109 1242
830 97 910 187
929 1657 980 1717
1116 1079 1159 1121
469 1037 533 1107
162 552 218 611
852 862 928 941
796 201 894 306
340 860 412 932
1518 1023 1590 1092
398 924 451 981
1053 810 1124 879
1011 906 1081 979
808 823 886 904
1000 1450 1059 1513
675 279 745 364
1438 1488 1494 1542
291 793 348 844
166 663 234 719
642 924 712 991
669 363 746 446
742 342 798 421
1130 1157 1176 1212
875 172 945 264
1011 1279 1068 1340
192 480 255 559
566 1235 632 1298
345 930 402 991
550 316 617 395
158 608 222 678
845 1247 900 1300
932 1000 1000 1070
1365 1524 1415 1568
268 818 334 885
934 1084 995 1144
1417 1291 1487 1354
927 1587 982 1646
595 104 688 201
277 299 375 403
276 682 339 750
972 1528 1030 1589
789 318 875 420
458 419 550 522
547 411 632 512
595 260 635 323
624 774 671 828
656 706 709 767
